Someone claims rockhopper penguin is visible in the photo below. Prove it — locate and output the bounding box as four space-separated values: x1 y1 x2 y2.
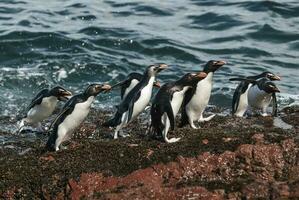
230 72 280 117
18 86 72 132
247 78 280 116
102 64 168 139
149 72 207 143
180 60 226 129
110 72 161 100
46 84 111 151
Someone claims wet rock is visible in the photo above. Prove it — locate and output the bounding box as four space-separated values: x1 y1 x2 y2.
1 110 299 199
290 182 299 198
251 133 264 144
202 139 209 144
271 182 290 199
242 181 269 199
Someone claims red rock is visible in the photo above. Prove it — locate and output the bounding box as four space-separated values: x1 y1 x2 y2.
281 139 298 165
290 182 299 198
202 139 209 144
236 144 253 164
39 155 55 162
146 149 154 159
251 144 284 181
128 143 138 147
58 139 298 199
222 137 238 143
242 181 269 199
251 133 264 144
271 182 290 199
289 166 299 182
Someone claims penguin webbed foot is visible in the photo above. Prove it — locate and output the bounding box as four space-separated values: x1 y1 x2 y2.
119 131 130 138
166 137 181 143
198 114 216 122
261 113 269 117
190 123 201 129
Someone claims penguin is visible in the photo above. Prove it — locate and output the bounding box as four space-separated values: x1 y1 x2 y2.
180 60 226 129
46 84 111 151
247 78 280 116
149 72 207 143
102 63 168 139
18 86 72 132
111 72 161 100
230 72 281 117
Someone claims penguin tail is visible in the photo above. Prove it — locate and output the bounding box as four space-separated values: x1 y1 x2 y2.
102 112 122 127
102 118 116 127
149 104 164 137
45 131 57 152
179 109 189 128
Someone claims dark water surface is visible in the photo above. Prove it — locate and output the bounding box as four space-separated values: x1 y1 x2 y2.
0 0 298 133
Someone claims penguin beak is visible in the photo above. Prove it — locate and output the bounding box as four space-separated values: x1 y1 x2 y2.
214 60 227 66
59 90 72 101
154 81 161 88
101 84 112 92
157 63 168 72
272 87 280 93
272 75 281 81
196 72 207 79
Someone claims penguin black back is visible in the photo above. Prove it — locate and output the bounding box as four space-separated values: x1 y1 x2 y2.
180 60 226 128
46 84 111 151
151 72 207 138
102 64 168 128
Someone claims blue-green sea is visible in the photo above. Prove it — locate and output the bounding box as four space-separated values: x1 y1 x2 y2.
0 0 298 134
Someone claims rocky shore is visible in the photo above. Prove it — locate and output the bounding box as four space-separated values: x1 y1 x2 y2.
0 106 298 199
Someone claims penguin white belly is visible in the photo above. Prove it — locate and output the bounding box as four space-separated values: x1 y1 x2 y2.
171 87 190 116
235 84 252 117
186 73 213 120
248 86 272 110
123 79 139 99
27 96 58 123
57 96 94 141
130 77 155 121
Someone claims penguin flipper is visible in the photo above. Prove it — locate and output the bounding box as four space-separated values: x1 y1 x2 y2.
25 89 49 112
45 130 58 151
165 101 175 131
47 96 77 132
179 88 193 128
272 93 278 117
127 91 141 122
232 84 241 114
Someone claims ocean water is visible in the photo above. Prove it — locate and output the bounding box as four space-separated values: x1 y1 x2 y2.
0 0 298 133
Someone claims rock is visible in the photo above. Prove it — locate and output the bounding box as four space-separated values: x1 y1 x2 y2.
242 181 269 199
251 133 264 144
39 155 55 162
202 139 209 144
1 110 299 199
271 182 290 199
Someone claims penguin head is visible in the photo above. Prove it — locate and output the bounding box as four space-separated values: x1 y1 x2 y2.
203 60 226 73
262 81 280 93
84 84 112 97
179 72 207 87
146 63 168 76
261 71 281 81
49 86 72 101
